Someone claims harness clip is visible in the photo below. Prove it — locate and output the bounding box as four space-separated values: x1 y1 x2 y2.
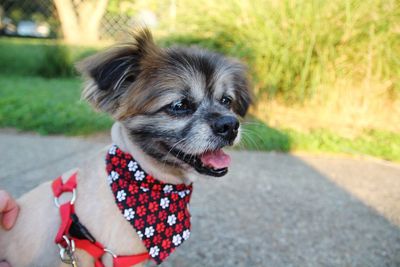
58 235 78 267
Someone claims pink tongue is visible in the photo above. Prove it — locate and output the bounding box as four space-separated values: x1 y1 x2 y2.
200 149 231 169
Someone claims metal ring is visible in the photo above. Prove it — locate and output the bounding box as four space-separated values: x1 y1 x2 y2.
103 248 117 258
57 235 75 251
54 189 77 207
63 235 75 252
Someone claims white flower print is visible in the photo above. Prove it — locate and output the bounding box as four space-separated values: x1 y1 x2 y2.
109 146 116 155
167 214 177 226
128 160 138 172
163 185 173 193
108 171 119 184
178 191 186 198
116 190 126 202
145 226 155 238
160 197 170 209
111 171 119 180
172 234 182 246
134 170 145 181
149 246 160 257
137 231 143 239
140 187 149 192
182 229 190 240
123 208 135 220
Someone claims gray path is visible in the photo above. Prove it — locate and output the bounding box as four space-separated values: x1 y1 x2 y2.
0 129 399 267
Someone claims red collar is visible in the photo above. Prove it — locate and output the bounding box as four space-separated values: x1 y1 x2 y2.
106 145 193 264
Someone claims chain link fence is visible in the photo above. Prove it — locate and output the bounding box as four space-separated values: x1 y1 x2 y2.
100 12 132 41
0 0 131 41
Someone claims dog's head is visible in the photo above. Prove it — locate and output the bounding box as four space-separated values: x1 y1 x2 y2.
78 29 251 177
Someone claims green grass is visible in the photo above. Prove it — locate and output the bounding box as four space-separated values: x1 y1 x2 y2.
241 121 400 161
0 75 112 135
287 129 400 161
0 74 398 161
240 121 291 152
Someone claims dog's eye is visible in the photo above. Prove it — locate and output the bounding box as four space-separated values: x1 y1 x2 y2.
220 96 233 108
167 99 194 115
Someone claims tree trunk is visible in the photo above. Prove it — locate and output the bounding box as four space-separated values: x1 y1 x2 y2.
53 0 109 44
53 0 80 43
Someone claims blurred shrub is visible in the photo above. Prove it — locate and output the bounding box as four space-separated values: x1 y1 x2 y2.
0 38 98 78
37 45 74 78
0 39 46 76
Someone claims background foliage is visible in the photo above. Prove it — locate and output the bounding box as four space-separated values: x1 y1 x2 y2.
0 0 399 161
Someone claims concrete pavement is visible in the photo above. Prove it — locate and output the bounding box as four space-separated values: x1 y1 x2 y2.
0 129 399 267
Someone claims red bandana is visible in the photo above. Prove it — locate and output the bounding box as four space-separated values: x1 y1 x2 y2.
106 145 193 264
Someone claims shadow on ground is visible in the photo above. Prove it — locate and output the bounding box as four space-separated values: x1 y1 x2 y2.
0 130 399 267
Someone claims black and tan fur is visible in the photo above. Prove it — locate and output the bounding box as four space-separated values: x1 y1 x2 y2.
78 29 251 176
0 29 251 266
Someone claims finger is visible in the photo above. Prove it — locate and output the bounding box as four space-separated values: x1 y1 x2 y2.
2 204 19 230
0 190 19 230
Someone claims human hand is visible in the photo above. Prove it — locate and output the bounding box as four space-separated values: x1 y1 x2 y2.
0 190 19 230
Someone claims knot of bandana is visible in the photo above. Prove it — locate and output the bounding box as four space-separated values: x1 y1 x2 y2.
106 145 193 264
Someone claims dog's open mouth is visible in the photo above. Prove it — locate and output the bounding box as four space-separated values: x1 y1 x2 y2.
170 148 231 177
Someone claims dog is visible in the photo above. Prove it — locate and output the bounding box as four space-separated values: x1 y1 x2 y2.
0 29 251 267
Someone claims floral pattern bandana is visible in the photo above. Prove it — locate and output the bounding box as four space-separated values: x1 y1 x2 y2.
106 145 193 264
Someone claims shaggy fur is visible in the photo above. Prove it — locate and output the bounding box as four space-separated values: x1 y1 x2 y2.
0 29 251 266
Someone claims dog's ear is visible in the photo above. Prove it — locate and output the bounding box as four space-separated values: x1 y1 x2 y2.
231 64 253 117
76 28 158 116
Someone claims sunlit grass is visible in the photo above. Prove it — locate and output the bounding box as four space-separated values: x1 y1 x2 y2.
153 0 400 150
241 122 400 162
152 0 400 103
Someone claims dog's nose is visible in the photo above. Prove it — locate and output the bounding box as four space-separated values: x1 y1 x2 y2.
212 116 239 142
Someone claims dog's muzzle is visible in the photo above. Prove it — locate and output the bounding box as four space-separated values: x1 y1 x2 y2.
211 115 239 145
